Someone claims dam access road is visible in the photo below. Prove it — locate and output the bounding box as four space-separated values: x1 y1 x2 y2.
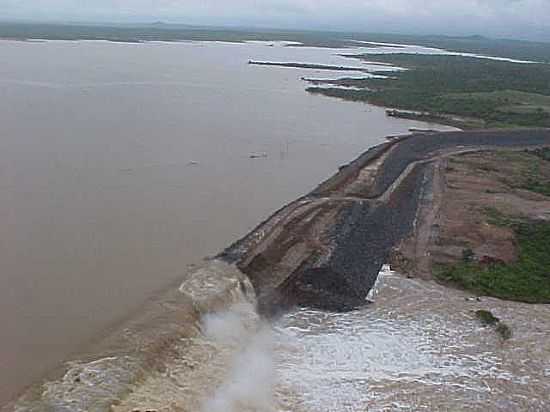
220 128 550 314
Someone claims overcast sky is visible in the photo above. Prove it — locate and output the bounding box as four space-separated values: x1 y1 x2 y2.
2 0 549 41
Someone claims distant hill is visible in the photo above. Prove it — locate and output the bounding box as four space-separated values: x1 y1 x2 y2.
1 22 549 62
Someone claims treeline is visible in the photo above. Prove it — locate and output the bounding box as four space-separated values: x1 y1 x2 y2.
307 54 550 128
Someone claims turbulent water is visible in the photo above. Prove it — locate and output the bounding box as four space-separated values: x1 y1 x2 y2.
275 268 550 411
30 265 548 411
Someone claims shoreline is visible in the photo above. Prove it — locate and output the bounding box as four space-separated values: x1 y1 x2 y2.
220 128 550 314
247 60 367 72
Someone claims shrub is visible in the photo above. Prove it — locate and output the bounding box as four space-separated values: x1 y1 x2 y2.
435 221 550 303
475 309 499 326
462 248 475 263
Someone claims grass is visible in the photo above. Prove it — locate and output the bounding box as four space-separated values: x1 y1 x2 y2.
346 33 550 63
444 90 550 114
483 207 520 227
528 147 550 161
476 150 550 197
8 22 549 129
436 152 550 304
435 220 550 303
523 178 550 196
307 54 550 128
519 155 550 196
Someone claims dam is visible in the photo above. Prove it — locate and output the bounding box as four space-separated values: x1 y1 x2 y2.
7 128 550 412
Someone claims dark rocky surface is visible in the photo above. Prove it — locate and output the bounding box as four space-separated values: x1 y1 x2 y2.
327 164 428 294
220 129 550 314
371 129 550 197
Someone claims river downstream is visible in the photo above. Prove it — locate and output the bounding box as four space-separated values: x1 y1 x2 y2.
71 266 550 412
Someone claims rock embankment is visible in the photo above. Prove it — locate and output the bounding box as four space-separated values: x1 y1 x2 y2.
220 128 550 314
391 147 550 303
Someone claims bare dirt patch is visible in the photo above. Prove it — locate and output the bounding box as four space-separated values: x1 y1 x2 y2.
392 148 550 279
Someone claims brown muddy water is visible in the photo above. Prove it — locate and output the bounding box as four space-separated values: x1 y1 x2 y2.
0 39 454 404
101 266 550 412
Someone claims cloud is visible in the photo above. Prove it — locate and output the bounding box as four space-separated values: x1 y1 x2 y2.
2 0 549 41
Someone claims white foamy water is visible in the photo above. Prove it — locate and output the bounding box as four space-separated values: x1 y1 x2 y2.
60 266 550 412
273 267 550 411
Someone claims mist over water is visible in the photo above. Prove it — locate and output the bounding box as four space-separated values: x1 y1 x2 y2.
73 265 550 412
201 304 276 412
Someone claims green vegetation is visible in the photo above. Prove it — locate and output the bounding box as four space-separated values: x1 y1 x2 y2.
307 54 550 128
474 310 513 340
481 150 550 196
528 147 550 161
348 33 550 63
523 177 550 196
462 248 475 263
435 221 550 303
483 207 521 227
3 23 550 62
5 23 550 129
475 309 499 325
519 153 550 196
0 22 354 47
